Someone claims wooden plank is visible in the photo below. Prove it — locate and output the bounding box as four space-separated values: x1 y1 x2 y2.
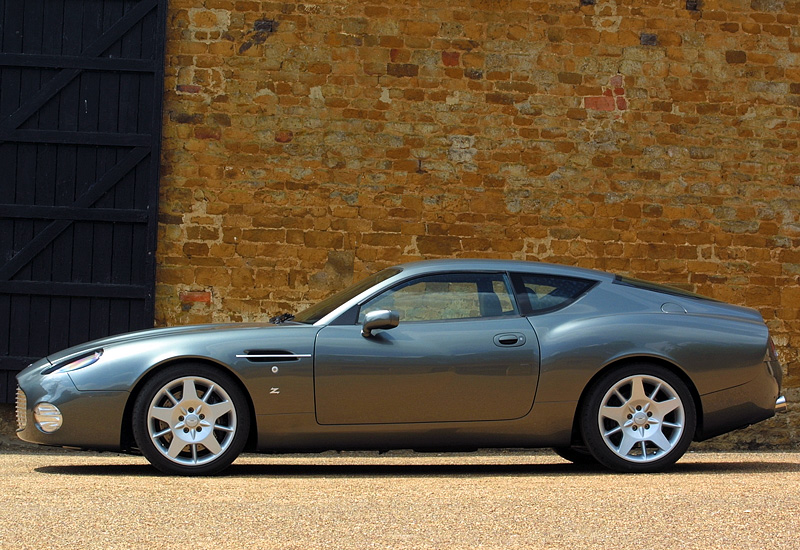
1 280 149 299
0 371 8 404
114 8 141 289
0 53 155 72
109 298 133 335
89 297 111 341
1 1 24 55
13 145 36 279
0 356 38 370
0 294 9 359
8 295 31 367
95 3 121 316
68 297 92 351
48 297 71 354
49 0 83 311
0 204 148 223
22 1 44 55
28 294 51 366
21 1 45 131
40 0 64 57
32 12 60 363
0 143 16 285
0 129 151 146
142 0 168 325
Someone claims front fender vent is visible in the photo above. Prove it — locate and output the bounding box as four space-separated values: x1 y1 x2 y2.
236 350 311 363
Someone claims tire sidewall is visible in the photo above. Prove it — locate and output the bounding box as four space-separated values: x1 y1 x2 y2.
580 363 696 473
132 363 250 476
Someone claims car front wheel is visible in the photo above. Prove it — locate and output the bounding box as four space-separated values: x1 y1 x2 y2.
132 364 250 475
580 364 696 473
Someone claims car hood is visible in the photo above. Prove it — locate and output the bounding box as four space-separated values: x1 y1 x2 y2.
44 322 302 367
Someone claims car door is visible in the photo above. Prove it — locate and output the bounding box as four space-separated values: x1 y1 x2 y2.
313 272 540 425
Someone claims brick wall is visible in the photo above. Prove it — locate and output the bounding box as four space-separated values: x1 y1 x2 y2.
158 0 800 445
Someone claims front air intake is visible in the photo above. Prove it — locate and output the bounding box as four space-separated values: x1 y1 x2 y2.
15 386 27 431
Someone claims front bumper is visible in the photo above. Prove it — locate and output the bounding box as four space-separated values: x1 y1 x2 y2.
16 366 129 451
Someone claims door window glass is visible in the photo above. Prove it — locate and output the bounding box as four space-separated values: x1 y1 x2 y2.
359 273 517 323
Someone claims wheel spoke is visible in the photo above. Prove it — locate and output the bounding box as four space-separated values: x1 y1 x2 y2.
617 434 638 456
600 405 628 424
649 429 673 451
203 436 222 455
648 382 662 400
652 397 680 417
202 385 216 403
167 436 186 458
182 378 200 402
629 376 647 402
164 389 178 406
150 406 174 424
604 425 622 437
153 427 172 438
206 400 234 422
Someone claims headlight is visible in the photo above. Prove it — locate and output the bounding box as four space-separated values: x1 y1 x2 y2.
42 349 103 375
34 403 63 433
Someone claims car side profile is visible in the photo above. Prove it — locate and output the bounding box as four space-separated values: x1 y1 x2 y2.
16 259 786 475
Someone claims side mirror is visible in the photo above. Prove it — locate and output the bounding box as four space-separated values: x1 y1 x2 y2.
361 309 399 338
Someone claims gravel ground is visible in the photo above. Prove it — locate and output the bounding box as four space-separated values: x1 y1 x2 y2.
0 442 798 550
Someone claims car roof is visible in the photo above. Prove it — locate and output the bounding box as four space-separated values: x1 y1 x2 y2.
391 259 614 282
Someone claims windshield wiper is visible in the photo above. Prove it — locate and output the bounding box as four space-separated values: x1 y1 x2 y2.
269 313 295 324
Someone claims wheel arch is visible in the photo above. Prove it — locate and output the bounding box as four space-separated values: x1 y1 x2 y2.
120 357 258 453
567 355 704 446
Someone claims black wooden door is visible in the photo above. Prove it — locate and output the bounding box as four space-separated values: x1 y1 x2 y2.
0 0 167 402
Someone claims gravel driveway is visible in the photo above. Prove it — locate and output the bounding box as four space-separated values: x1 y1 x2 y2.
1 445 798 550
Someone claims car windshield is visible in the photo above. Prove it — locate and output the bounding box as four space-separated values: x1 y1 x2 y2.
292 267 402 324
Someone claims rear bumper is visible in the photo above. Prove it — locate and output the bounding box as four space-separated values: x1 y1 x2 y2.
696 361 782 441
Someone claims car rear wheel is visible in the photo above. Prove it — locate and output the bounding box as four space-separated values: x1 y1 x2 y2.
132 364 250 475
580 364 696 473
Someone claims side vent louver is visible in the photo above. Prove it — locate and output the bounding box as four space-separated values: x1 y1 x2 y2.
236 350 311 362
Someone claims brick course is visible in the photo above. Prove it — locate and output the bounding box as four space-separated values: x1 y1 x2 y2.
158 0 800 445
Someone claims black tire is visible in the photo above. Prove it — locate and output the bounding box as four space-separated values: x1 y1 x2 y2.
580 363 696 473
551 446 599 466
132 363 250 475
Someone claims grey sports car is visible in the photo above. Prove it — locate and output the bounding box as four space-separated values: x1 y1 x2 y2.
16 259 786 475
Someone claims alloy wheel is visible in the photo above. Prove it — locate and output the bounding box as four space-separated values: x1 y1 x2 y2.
597 374 685 463
146 375 238 466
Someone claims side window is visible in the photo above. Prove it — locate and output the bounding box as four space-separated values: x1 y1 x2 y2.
358 273 517 323
514 274 595 314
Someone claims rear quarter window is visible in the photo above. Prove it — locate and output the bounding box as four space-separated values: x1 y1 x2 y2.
512 273 597 314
